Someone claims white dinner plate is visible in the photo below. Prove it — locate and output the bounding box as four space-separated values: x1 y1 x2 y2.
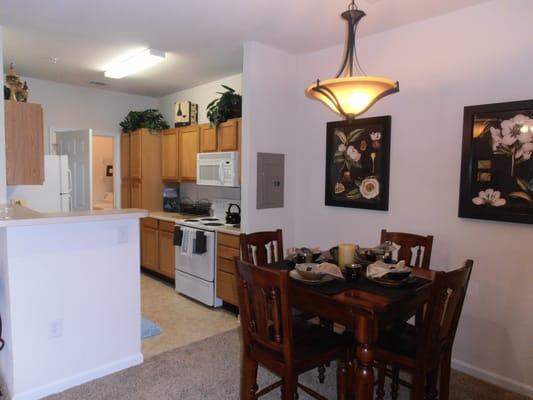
289 269 336 285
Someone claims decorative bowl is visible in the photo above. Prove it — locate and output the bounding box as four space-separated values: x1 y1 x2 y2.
295 263 324 281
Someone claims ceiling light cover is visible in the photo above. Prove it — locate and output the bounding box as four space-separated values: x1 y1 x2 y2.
105 49 166 79
306 1 399 119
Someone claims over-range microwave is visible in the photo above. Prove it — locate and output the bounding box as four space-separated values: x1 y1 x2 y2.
196 151 240 187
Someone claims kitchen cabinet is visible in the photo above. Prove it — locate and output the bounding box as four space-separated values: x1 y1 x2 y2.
121 180 131 208
129 130 142 179
120 133 130 179
161 128 179 181
216 232 240 306
120 128 162 211
4 101 44 185
140 218 175 279
141 218 159 271
199 124 217 152
218 118 240 151
130 180 142 208
179 125 200 182
158 221 176 279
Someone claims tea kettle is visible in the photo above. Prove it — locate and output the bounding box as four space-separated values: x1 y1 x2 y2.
225 203 241 225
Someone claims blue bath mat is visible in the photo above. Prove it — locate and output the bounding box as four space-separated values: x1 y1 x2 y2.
141 317 161 339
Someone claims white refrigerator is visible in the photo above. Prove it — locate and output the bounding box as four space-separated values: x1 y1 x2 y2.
7 155 73 213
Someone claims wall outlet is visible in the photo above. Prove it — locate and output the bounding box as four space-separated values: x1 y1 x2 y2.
117 226 128 244
48 320 63 339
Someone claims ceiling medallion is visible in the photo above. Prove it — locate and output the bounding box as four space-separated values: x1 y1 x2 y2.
306 0 399 119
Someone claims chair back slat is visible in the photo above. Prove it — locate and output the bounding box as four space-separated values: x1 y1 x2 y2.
240 230 284 266
235 259 294 358
381 229 434 269
418 260 473 367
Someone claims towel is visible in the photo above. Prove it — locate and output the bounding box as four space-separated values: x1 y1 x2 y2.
194 230 207 254
317 262 345 280
173 226 183 246
181 228 193 257
366 260 410 279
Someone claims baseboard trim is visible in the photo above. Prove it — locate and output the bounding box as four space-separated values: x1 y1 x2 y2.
452 358 533 398
11 353 144 400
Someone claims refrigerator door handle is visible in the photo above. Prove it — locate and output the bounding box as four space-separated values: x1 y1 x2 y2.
68 194 73 212
66 169 73 194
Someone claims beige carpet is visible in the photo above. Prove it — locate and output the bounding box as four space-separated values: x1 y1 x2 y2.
44 329 529 400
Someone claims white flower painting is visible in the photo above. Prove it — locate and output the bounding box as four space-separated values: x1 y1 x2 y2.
327 117 390 211
460 100 533 225
472 189 506 207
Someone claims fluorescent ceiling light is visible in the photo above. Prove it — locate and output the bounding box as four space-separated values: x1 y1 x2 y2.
104 49 166 79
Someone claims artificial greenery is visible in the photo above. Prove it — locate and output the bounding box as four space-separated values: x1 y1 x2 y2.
206 85 242 127
120 109 169 133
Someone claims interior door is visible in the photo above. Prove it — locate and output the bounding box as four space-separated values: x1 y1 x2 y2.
56 129 93 211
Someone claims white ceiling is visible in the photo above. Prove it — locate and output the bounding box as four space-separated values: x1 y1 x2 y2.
1 0 489 97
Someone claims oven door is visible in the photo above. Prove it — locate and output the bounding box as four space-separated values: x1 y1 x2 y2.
175 227 216 282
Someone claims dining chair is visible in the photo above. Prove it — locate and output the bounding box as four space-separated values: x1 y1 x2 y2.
375 260 474 400
240 230 284 266
235 258 352 400
380 229 434 269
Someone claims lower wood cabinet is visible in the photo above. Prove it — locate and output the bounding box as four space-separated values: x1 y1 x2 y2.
140 218 175 279
216 232 240 306
158 222 176 278
141 218 158 271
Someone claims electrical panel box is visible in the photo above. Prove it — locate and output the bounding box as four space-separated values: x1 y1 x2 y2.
257 152 285 209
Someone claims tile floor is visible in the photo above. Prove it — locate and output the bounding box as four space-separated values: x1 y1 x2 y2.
141 273 239 359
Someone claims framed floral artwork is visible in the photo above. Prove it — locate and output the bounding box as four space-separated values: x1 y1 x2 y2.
325 116 391 210
459 99 533 224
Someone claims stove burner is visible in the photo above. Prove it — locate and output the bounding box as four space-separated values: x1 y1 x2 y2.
200 217 219 221
202 222 224 226
184 219 200 222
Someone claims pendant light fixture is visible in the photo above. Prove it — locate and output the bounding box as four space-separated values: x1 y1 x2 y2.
306 0 399 119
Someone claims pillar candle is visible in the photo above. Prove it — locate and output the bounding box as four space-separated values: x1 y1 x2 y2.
338 243 356 271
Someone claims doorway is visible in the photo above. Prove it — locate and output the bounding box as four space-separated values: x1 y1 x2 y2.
92 135 115 210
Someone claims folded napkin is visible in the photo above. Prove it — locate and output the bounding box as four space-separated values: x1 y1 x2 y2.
366 260 409 279
317 262 345 280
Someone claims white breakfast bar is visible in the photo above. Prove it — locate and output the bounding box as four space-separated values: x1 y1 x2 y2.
0 206 148 400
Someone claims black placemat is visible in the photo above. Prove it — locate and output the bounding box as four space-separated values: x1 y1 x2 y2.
269 261 432 298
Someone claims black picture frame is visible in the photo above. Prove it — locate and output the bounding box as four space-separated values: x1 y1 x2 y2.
325 115 391 211
459 99 533 224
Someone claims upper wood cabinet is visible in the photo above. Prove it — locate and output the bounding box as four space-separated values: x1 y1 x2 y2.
120 129 162 211
120 134 130 179
218 118 240 151
161 118 241 183
129 130 142 180
161 128 179 181
199 124 218 152
179 125 200 182
4 101 44 185
121 179 131 208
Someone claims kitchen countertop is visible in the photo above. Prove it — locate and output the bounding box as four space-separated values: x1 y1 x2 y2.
0 204 148 227
149 211 241 236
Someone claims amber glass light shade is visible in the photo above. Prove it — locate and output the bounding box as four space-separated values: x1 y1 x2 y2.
306 76 399 119
306 2 399 119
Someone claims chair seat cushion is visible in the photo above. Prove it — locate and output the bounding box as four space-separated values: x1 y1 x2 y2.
293 322 351 370
249 321 351 375
375 321 417 369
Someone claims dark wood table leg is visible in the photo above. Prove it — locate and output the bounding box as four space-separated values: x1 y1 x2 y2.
354 315 376 400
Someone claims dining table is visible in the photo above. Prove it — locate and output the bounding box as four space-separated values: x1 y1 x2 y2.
270 260 434 400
